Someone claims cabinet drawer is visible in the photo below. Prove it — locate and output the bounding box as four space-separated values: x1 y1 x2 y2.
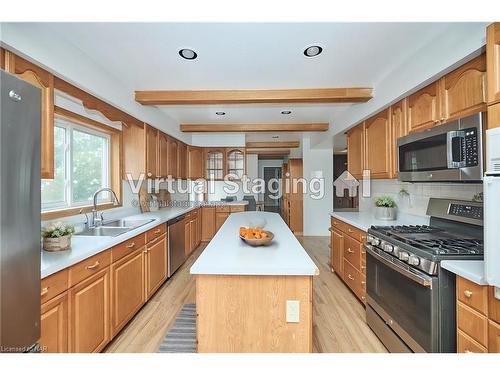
343 259 363 301
457 276 488 315
457 301 488 347
331 218 348 233
344 236 361 270
457 330 487 353
111 233 146 262
146 224 166 243
216 205 230 213
69 250 111 288
489 287 500 325
41 269 69 304
230 205 245 213
489 320 500 353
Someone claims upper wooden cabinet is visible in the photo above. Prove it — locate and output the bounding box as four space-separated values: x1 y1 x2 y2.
391 99 408 177
145 124 158 178
0 47 5 70
364 108 392 179
441 54 486 121
487 22 500 105
204 148 225 180
158 131 170 178
226 148 246 179
187 146 203 179
167 136 178 178
346 123 365 179
4 51 54 179
407 81 442 133
177 141 187 179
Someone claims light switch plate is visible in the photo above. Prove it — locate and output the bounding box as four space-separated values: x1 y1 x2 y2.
495 287 500 300
286 300 300 323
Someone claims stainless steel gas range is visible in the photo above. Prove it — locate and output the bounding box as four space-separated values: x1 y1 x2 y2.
365 198 483 353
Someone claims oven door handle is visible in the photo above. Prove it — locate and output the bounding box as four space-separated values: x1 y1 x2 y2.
364 245 433 289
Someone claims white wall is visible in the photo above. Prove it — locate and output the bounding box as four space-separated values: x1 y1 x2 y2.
0 23 189 142
246 154 258 180
191 133 245 147
358 180 483 217
302 136 333 236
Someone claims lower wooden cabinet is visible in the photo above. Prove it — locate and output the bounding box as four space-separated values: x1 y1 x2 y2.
215 212 229 231
145 234 168 299
40 292 68 353
69 268 110 353
458 330 488 353
330 228 344 277
110 249 145 336
201 207 216 241
489 320 500 352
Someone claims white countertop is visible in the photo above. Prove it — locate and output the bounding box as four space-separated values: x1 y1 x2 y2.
330 210 430 232
41 200 248 278
190 212 319 276
441 260 487 285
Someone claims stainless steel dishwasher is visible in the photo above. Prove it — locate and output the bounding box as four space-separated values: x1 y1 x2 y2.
167 214 186 277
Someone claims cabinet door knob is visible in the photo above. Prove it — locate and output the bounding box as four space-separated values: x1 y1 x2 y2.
348 274 354 281
464 290 473 298
86 261 100 270
41 287 49 296
347 248 354 254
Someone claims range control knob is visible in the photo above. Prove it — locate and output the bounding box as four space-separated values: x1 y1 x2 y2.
398 251 410 262
371 237 380 246
408 255 420 266
383 244 394 253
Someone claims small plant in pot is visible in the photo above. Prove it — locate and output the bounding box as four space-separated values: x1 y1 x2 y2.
41 222 75 252
374 196 398 221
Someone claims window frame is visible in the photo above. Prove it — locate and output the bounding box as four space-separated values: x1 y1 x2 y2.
42 107 123 220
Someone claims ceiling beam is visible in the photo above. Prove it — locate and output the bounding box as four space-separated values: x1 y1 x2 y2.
135 88 373 105
180 123 329 132
247 149 291 156
245 141 300 148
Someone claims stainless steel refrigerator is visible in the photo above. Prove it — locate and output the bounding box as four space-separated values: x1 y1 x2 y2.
0 70 41 352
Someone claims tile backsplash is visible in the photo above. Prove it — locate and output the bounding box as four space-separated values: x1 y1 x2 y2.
359 179 483 217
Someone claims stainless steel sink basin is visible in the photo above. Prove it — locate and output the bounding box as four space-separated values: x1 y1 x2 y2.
76 227 132 237
101 218 155 228
75 218 155 237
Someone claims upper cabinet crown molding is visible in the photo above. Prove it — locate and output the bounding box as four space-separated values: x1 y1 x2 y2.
4 51 55 179
180 123 329 133
487 22 500 105
135 87 373 105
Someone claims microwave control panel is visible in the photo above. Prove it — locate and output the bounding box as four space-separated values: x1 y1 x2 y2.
448 203 483 220
464 127 479 167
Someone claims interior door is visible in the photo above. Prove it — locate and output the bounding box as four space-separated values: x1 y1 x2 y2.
263 166 281 209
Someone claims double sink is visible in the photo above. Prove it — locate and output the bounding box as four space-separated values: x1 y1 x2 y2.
75 218 155 237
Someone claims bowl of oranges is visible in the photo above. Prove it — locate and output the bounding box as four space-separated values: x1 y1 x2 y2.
239 226 274 246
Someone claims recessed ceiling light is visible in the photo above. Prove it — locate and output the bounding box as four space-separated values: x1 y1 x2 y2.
215 111 225 116
281 110 292 115
303 45 323 58
179 48 198 60
272 136 279 139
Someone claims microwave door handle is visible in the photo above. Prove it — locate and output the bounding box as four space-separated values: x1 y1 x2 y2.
365 245 433 288
447 131 466 169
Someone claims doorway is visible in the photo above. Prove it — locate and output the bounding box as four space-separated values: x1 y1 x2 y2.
263 166 281 213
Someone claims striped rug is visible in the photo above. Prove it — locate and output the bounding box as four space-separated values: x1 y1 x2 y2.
157 304 197 353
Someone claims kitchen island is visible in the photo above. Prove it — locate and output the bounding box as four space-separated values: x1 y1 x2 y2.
190 211 319 353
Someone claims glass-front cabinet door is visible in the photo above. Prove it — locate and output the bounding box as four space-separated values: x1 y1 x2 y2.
226 148 245 179
205 149 225 180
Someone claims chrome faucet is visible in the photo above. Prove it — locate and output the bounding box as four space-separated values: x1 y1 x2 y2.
90 188 120 228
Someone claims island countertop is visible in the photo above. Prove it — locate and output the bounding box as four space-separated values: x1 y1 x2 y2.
190 211 319 276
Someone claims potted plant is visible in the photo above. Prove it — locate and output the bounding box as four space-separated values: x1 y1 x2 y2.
374 196 398 221
41 222 75 252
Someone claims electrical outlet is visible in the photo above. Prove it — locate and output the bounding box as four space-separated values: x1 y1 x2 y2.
286 300 300 323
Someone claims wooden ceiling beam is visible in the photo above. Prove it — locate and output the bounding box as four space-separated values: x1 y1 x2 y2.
135 88 373 105
180 123 329 132
246 149 291 156
245 141 299 148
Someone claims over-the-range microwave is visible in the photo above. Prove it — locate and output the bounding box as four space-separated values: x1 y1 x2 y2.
397 112 485 182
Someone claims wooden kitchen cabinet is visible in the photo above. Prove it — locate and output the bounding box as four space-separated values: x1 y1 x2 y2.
204 148 225 180
489 287 500 325
123 123 147 180
391 99 408 176
187 146 203 179
145 234 167 299
158 131 170 177
226 148 246 179
364 108 392 179
489 320 500 352
178 141 187 179
40 292 68 353
407 81 442 133
110 249 145 336
488 102 500 130
330 227 344 278
168 136 179 178
441 54 487 121
201 206 216 241
4 51 54 179
69 268 110 353
185 209 201 256
487 22 500 105
215 211 230 231
145 124 159 178
347 123 365 179
287 159 304 234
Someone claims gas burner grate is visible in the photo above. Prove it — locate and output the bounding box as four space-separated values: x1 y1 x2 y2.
409 238 484 255
371 225 443 234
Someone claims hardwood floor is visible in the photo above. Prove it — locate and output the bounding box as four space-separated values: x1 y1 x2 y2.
105 236 387 353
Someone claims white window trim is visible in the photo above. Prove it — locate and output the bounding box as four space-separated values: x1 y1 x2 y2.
41 118 112 212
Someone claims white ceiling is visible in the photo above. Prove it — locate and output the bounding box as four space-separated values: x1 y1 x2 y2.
41 22 486 145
